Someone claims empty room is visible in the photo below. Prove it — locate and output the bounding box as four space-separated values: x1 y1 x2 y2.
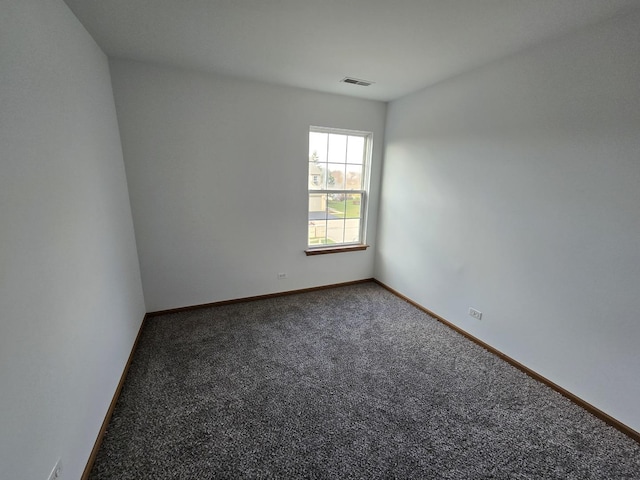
1 0 639 478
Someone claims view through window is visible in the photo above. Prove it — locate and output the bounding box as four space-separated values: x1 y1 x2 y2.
308 127 371 248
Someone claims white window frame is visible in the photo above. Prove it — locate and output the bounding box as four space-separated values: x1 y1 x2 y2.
306 126 372 253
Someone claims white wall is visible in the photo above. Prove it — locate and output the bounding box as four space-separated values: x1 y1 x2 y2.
109 60 386 312
0 1 146 479
376 9 640 432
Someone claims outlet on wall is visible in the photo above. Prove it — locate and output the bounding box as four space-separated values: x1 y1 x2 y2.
47 458 62 480
469 307 482 320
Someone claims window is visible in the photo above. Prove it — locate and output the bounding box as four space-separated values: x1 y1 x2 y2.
307 126 372 253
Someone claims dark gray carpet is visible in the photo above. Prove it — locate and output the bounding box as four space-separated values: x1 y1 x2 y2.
90 282 640 479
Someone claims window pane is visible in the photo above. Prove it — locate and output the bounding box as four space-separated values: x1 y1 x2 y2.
310 162 328 189
346 163 363 190
327 195 347 219
346 135 365 165
328 134 347 163
308 219 328 245
327 163 346 189
309 132 328 163
326 219 345 244
308 193 327 219
344 193 362 219
344 218 361 243
308 162 323 190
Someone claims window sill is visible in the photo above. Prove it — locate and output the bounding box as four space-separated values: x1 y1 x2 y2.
305 244 369 256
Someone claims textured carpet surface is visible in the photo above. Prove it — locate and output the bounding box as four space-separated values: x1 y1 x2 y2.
90 282 640 479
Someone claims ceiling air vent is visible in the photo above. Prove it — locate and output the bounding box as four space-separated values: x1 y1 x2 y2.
341 77 374 87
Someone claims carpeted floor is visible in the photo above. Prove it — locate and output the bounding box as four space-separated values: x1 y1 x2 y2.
89 282 640 479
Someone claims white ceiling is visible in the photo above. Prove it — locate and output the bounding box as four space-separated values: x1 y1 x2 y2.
63 0 638 102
